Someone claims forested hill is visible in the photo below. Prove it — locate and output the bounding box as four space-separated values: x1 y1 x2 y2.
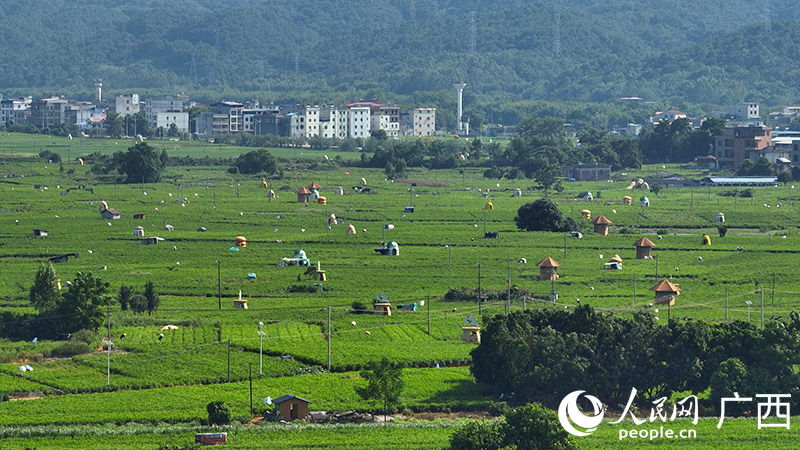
3 0 800 110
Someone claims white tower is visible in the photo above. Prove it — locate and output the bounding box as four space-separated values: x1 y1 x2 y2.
453 81 467 133
94 80 103 103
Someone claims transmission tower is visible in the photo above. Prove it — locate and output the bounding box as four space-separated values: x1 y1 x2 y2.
189 53 198 83
409 0 416 21
554 11 561 58
295 53 300 73
765 0 771 33
469 11 477 56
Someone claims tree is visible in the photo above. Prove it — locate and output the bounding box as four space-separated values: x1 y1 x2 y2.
129 293 148 315
370 129 388 141
449 404 577 450
483 166 504 179
29 263 61 313
355 357 404 420
54 271 111 336
117 285 132 311
144 280 160 315
534 163 561 198
206 401 232 426
449 419 505 450
503 403 578 450
115 141 164 183
160 148 170 168
515 199 576 232
234 149 277 174
104 112 124 138
167 123 180 137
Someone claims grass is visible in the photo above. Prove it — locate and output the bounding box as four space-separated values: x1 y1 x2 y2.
2 131 800 448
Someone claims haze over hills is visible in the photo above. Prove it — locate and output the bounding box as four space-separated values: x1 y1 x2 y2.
3 0 800 123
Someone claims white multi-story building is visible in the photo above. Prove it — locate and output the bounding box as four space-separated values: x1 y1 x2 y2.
401 107 436 137
114 94 140 116
319 105 349 139
145 96 187 129
0 97 31 124
156 112 189 133
348 106 370 138
196 101 244 135
287 105 320 139
727 102 760 120
242 106 279 133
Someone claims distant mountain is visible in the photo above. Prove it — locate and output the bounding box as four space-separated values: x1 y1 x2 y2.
3 0 800 121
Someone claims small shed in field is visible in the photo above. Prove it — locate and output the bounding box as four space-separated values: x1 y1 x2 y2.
139 237 164 245
133 213 146 220
33 229 48 237
651 279 680 306
374 302 392 316
334 186 344 195
715 212 725 223
633 237 655 259
296 187 311 203
133 226 144 237
274 394 312 421
592 215 611 236
308 182 322 190
536 256 561 281
461 326 481 344
100 208 121 220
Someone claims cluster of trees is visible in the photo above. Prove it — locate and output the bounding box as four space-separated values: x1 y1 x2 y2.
448 403 577 450
515 199 578 232
24 265 112 339
1 264 160 340
231 149 278 175
117 281 160 315
471 306 800 414
638 117 724 164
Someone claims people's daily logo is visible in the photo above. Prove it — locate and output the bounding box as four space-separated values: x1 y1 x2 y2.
558 390 605 437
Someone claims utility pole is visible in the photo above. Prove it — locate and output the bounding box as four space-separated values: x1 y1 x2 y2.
218 260 222 310
327 306 332 372
507 254 511 314
772 273 776 306
633 273 637 305
477 263 482 315
725 286 728 320
761 286 765 329
249 363 253 415
227 338 231 382
427 296 431 336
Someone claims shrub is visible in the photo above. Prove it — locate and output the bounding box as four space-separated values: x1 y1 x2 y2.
515 199 577 232
206 401 232 426
717 225 728 237
1 393 9 402
46 341 92 357
72 329 97 345
449 419 505 450
504 403 578 450
351 301 368 314
488 401 508 416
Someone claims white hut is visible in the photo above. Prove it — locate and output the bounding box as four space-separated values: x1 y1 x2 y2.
512 188 522 197
346 224 357 235
133 226 144 237
715 212 725 223
334 187 344 195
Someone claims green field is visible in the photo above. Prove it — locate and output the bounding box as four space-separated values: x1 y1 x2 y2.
2 132 800 448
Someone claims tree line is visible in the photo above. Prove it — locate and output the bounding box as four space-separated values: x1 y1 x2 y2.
471 306 800 415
